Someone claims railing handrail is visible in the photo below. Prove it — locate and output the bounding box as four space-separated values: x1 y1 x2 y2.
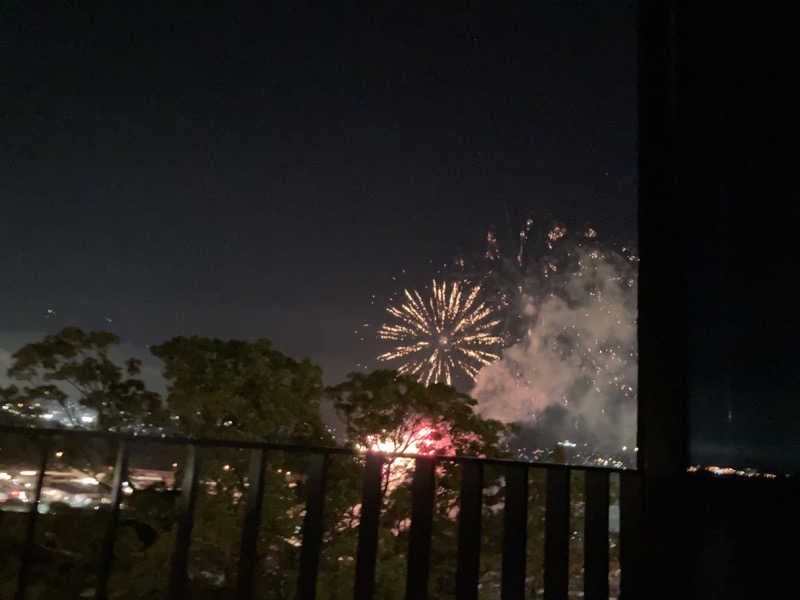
1 422 642 600
0 423 632 473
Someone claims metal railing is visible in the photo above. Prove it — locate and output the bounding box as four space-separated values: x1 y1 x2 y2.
0 425 641 600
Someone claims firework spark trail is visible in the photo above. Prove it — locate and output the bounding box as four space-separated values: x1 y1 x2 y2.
377 280 503 386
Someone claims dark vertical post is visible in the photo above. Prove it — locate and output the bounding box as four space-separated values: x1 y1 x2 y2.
296 453 329 600
236 447 267 600
169 444 201 600
455 461 483 600
353 452 383 600
544 468 570 600
14 438 49 600
584 470 609 600
95 441 130 600
619 472 642 600
405 457 436 600
501 464 528 600
638 1 690 596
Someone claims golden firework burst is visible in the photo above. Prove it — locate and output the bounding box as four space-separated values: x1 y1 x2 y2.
377 280 503 385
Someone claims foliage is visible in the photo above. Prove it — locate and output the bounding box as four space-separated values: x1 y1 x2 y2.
0 331 338 599
150 336 327 443
1 327 163 431
146 336 335 598
0 331 610 600
0 327 167 482
321 370 513 599
329 370 509 457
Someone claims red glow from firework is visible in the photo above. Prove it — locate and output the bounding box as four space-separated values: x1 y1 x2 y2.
359 422 452 457
357 422 452 491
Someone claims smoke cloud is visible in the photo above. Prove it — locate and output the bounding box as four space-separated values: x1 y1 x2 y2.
472 245 637 453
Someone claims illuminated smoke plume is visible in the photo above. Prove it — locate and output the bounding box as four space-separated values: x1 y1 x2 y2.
469 220 638 453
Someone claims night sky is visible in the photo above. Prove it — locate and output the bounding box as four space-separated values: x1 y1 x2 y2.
2 2 636 383
0 3 707 462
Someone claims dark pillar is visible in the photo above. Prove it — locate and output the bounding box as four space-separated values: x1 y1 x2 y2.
637 2 691 598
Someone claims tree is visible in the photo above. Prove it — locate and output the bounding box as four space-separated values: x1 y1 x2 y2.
0 327 166 495
329 370 508 457
321 370 512 599
3 332 580 600
1 332 336 599
141 336 334 598
150 336 327 443
0 328 171 598
2 326 164 430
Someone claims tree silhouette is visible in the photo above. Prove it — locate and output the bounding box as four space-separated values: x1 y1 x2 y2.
2 326 163 430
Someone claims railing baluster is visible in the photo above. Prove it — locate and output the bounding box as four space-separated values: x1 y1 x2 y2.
1 425 637 600
14 437 49 600
502 464 528 600
169 444 201 599
544 468 570 600
354 452 383 600
297 453 329 600
405 457 436 600
619 472 642 600
237 447 267 600
584 470 609 600
455 461 483 600
95 441 130 600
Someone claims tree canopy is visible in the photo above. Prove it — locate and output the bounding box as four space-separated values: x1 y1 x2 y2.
150 335 328 443
1 326 163 430
329 369 509 457
0 328 590 600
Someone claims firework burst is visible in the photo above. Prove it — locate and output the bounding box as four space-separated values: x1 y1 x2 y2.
377 280 503 385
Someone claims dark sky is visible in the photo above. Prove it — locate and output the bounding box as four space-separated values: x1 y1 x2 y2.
2 2 637 386
4 2 795 473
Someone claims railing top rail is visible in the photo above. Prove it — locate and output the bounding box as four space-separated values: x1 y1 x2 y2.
0 424 634 473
